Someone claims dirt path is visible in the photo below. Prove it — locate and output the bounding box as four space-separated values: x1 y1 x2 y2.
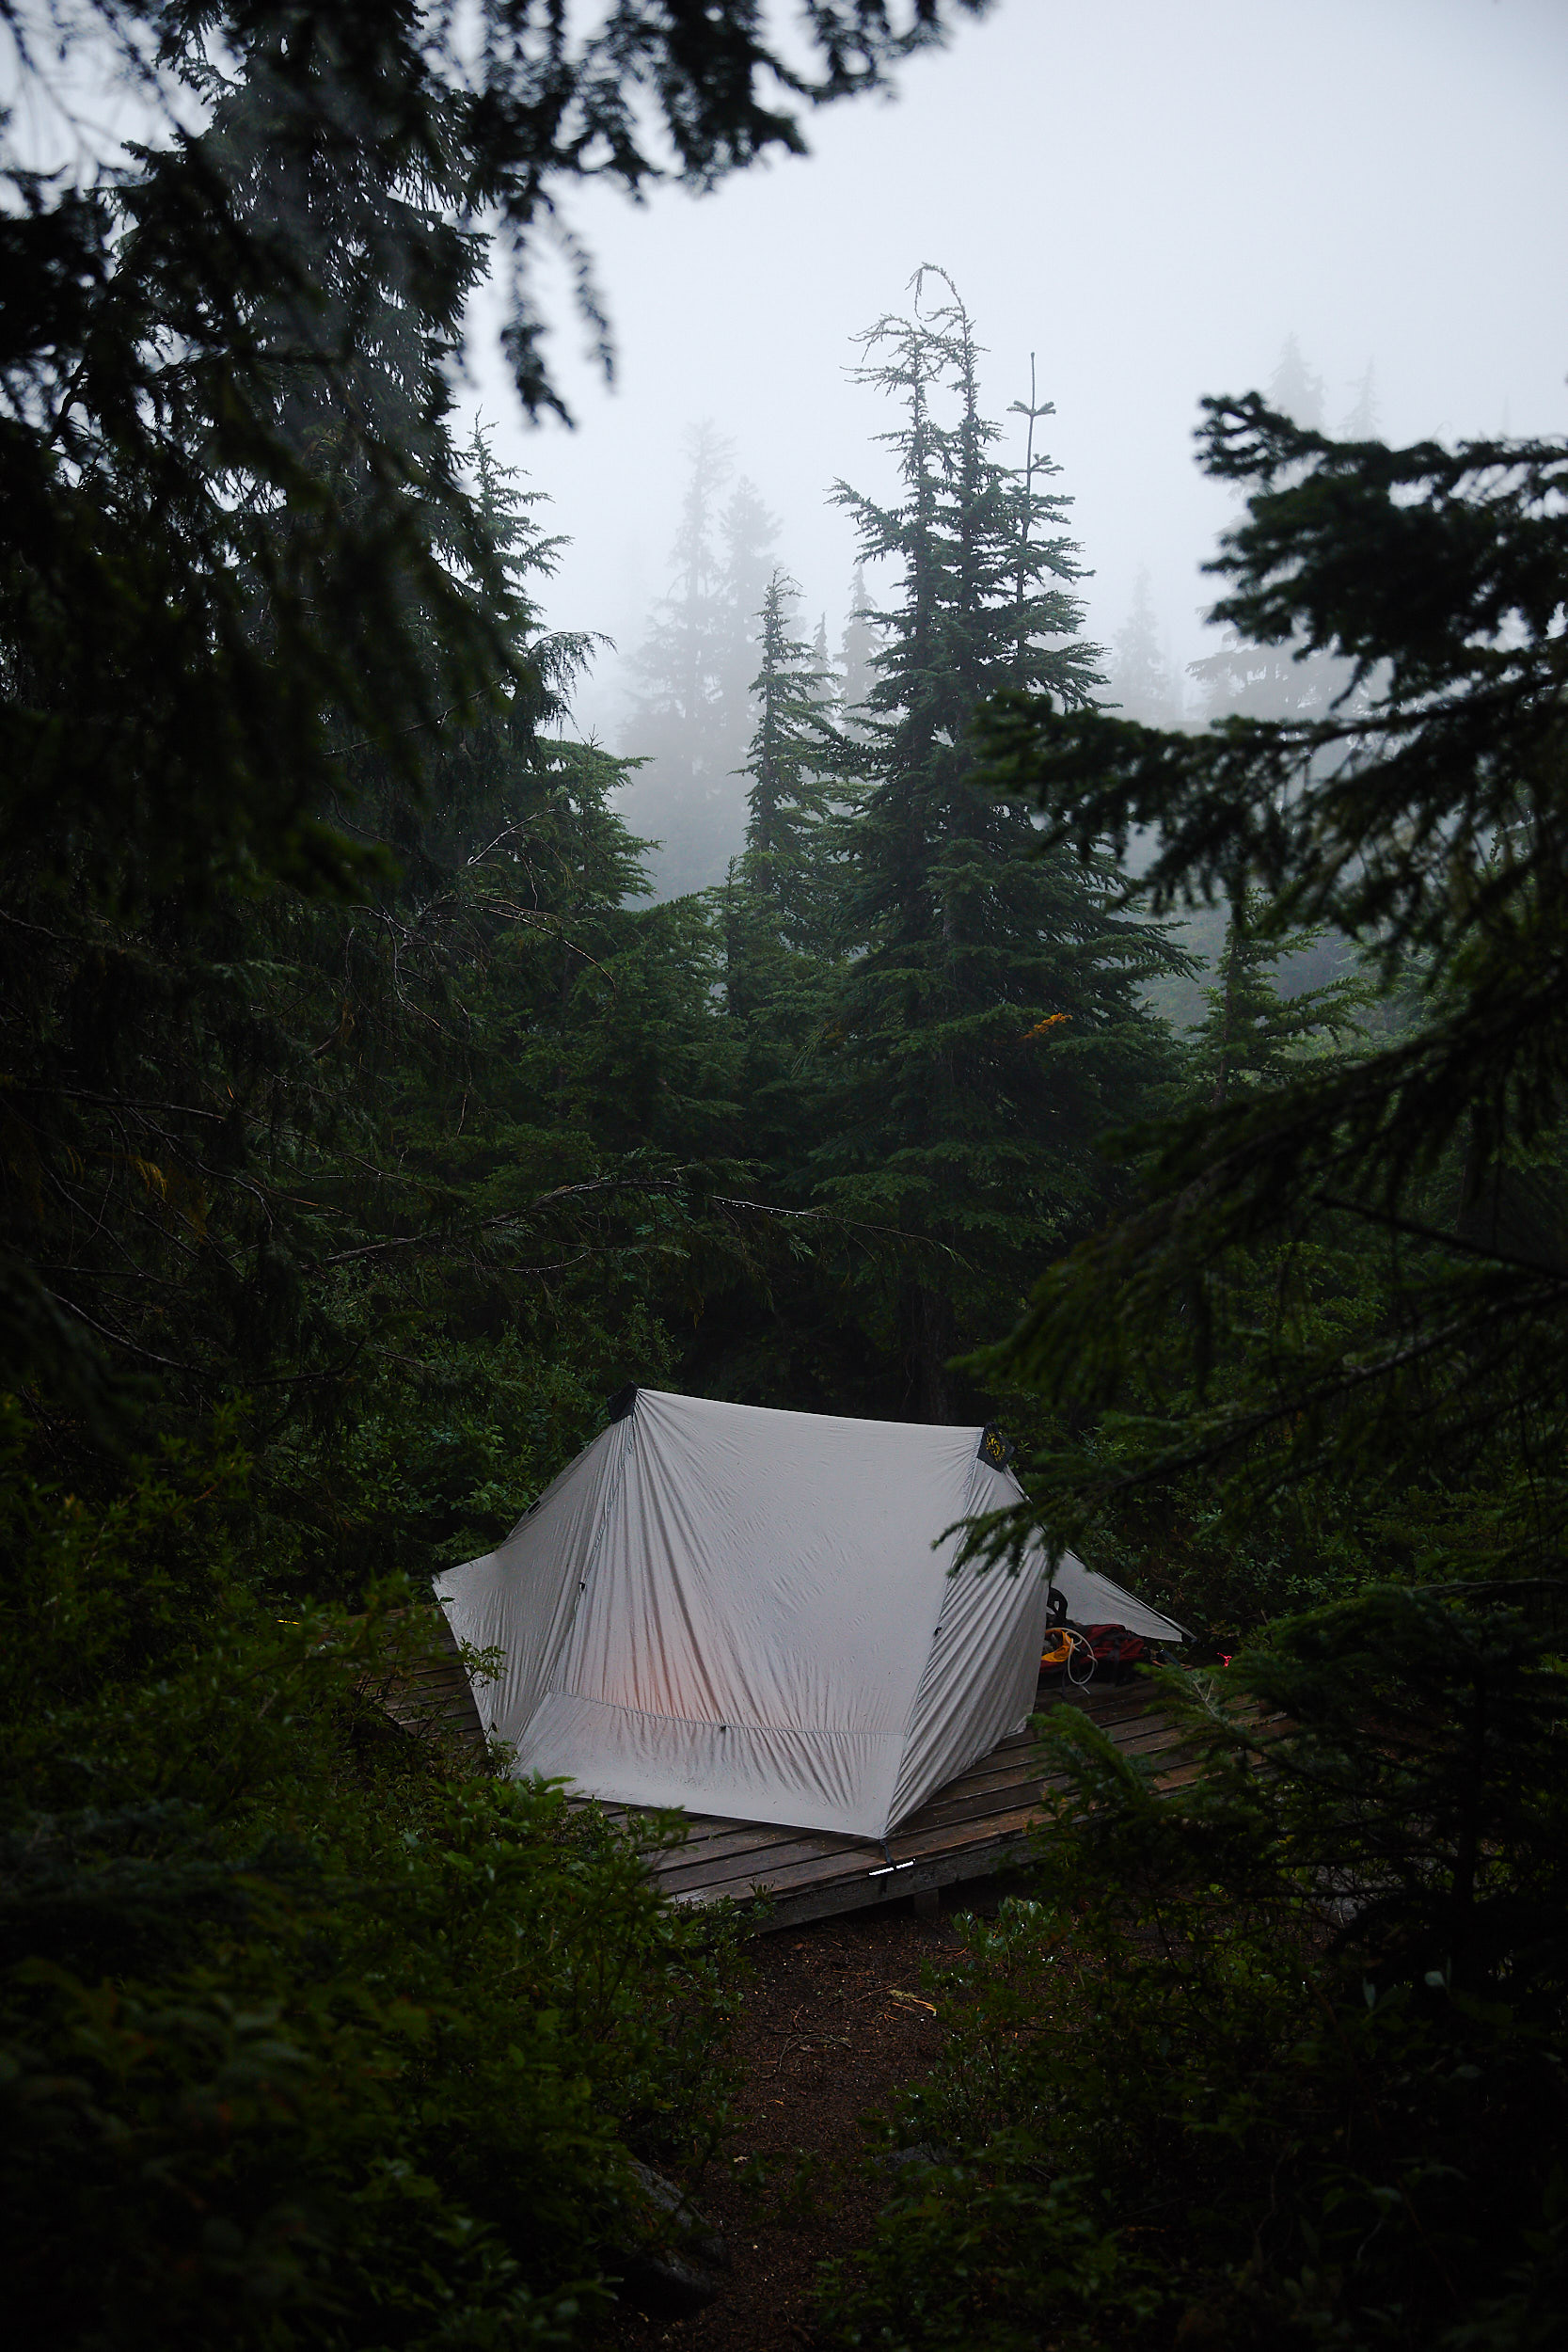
611 1899 965 2350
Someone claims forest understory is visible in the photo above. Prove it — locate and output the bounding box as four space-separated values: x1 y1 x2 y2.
608 1901 962 2352
6 8 1567 2349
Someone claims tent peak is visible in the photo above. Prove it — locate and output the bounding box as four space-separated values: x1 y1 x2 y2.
599 1383 1007 1446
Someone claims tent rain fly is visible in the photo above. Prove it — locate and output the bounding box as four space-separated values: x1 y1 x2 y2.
436 1388 1185 1843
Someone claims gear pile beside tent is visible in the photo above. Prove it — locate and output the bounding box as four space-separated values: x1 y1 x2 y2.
437 1389 1186 1843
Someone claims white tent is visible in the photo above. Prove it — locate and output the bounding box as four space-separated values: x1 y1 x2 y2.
435 1388 1186 1843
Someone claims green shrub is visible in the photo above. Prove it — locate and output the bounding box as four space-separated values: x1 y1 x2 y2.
1 1406 747 2346
819 1590 1568 2351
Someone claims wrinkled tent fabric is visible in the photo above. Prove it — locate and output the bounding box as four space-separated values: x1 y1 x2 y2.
1044 1554 1193 1645
436 1390 1187 1842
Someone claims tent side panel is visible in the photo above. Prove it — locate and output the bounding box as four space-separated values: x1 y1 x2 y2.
886 1463 1053 1832
538 1390 966 1840
520 1691 902 1839
434 1423 624 1749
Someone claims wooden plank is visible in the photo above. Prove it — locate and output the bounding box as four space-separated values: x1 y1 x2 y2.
684 1825 1039 1929
654 1829 872 1897
644 1815 863 1876
355 1607 491 1771
664 1707 1232 1928
899 1718 1183 1819
650 1741 1090 1895
640 1706 1197 1914
653 1844 860 1896
892 1796 1055 1858
663 1849 880 1904
888 1715 1188 1820
645 1812 851 1858
895 1772 1054 1835
682 1843 915 1904
1040 1684 1161 1726
556 1677 1283 1930
894 1779 1066 1842
898 1766 1048 1825
594 1724 1170 1885
907 1731 1189 1816
683 1793 1057 1905
662 1839 876 1899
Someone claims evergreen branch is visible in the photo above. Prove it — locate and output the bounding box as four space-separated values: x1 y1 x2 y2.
1313 1191 1568 1281
41 1284 197 1375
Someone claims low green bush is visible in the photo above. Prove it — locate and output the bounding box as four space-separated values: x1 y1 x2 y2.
0 1405 747 2346
819 1589 1568 2350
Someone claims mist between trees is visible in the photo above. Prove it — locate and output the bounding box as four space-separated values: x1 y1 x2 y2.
615 325 1375 1020
4 7 1566 2350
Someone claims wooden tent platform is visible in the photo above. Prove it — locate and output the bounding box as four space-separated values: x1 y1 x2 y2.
598 1678 1196 1931
363 1608 491 1770
369 1628 1230 1932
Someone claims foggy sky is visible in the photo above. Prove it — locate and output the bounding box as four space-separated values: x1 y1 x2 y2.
460 0 1568 744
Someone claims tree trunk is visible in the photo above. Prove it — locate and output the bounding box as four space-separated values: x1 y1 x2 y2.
902 1280 956 1422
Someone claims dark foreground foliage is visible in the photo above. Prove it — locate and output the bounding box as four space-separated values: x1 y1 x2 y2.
0 1411 750 2347
971 399 1568 1578
819 1591 1568 2351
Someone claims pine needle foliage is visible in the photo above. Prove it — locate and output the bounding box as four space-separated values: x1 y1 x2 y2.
0 1407 752 2349
818 1589 1568 2352
971 398 1568 1566
626 425 740 806
733 569 847 964
2 21 847 1615
813 271 1184 1418
1192 892 1370 1110
622 429 784 896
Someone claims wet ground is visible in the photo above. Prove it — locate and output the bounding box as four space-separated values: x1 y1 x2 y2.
608 1896 972 2350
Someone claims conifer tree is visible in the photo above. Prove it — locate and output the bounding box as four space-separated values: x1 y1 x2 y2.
731 571 844 962
713 576 847 1246
837 563 882 723
625 423 733 785
1341 358 1380 440
1108 568 1180 726
715 476 783 733
1193 896 1368 1109
1190 336 1354 724
623 427 780 896
1267 332 1326 431
815 271 1181 1420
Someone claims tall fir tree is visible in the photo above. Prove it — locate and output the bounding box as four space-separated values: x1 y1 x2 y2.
714 475 782 735
709 576 848 1302
1267 331 1325 430
624 424 732 777
1192 896 1368 1110
837 562 882 724
729 571 845 974
1341 358 1380 439
814 271 1182 1420
622 428 778 897
1108 566 1181 726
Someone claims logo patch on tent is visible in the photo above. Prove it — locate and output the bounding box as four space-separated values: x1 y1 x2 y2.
977 1424 1016 1472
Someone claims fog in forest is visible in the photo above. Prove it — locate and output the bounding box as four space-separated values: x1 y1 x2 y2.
459 0 1568 895
11 6 1568 2331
